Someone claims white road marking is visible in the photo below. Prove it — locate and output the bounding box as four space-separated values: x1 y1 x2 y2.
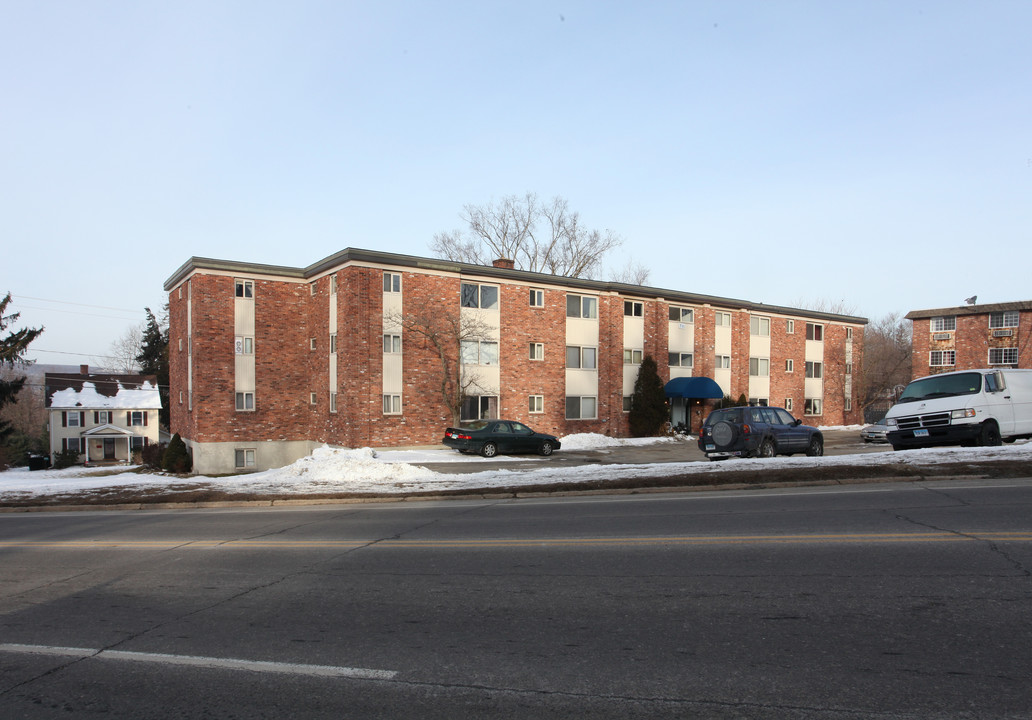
0 643 397 680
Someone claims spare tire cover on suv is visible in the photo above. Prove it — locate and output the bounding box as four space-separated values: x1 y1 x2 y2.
711 421 738 448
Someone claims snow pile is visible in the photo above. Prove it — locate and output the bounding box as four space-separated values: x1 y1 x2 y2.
558 433 682 450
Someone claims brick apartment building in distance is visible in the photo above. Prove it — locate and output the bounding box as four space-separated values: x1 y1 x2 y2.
906 300 1032 379
164 248 867 474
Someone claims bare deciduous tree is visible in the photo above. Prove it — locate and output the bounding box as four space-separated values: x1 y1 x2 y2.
611 261 652 286
107 324 144 373
431 193 624 279
860 312 913 413
383 307 495 426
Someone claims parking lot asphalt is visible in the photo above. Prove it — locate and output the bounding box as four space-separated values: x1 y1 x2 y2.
413 428 890 475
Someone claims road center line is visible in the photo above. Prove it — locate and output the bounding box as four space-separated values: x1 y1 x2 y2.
0 643 397 680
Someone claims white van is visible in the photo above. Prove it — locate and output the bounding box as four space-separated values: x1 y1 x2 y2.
885 369 1032 450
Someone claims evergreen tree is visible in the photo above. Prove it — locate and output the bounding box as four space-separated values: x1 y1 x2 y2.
161 433 192 473
136 305 170 427
628 354 668 437
0 292 44 448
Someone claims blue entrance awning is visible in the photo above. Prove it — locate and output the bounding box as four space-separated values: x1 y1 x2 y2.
664 377 724 399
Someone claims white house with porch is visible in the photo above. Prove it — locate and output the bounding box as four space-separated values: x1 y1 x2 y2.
46 367 162 465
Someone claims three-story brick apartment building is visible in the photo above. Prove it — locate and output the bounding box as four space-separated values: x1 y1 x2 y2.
906 301 1032 379
164 248 867 474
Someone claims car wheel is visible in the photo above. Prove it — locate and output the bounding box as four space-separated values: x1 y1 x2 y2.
806 436 824 457
758 439 775 458
979 421 1002 446
480 442 498 458
539 440 554 456
710 421 738 448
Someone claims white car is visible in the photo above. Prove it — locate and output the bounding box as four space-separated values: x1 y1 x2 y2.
861 421 890 443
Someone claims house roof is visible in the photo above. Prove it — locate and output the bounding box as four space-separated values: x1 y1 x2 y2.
164 247 869 326
45 373 161 410
905 300 1032 320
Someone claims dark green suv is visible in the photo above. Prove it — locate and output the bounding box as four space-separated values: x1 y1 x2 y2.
698 406 823 460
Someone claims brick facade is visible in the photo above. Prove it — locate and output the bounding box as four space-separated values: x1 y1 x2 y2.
165 249 867 473
906 301 1032 379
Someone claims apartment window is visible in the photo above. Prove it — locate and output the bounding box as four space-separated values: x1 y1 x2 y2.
529 395 544 414
235 336 254 355
715 312 731 327
566 294 598 319
566 346 597 369
330 392 337 413
929 350 955 366
752 398 769 407
669 352 693 368
989 348 1018 365
383 334 402 353
805 361 823 379
624 301 643 317
310 338 317 350
383 394 402 414
846 327 854 340
785 398 794 411
786 359 794 372
990 311 1019 329
670 307 693 323
384 273 401 293
235 392 254 411
330 275 337 294
565 396 598 420
750 316 770 336
330 334 337 353
845 363 852 375
716 355 731 369
529 342 544 361
235 449 256 469
234 279 253 298
309 393 318 405
787 320 795 334
461 395 497 421
623 396 632 412
806 323 824 341
749 358 769 377
310 282 317 296
529 288 544 307
931 316 956 332
461 283 499 309
461 340 499 365
845 398 852 412
624 349 643 364
804 398 822 416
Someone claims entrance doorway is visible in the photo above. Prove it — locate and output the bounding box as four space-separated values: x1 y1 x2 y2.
103 438 116 460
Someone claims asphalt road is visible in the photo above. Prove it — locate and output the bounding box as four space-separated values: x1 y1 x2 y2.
2 477 1031 718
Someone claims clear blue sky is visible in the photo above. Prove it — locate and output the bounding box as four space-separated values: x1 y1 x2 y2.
4 1 1030 366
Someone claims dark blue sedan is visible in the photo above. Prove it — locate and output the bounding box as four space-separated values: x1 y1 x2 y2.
443 420 561 458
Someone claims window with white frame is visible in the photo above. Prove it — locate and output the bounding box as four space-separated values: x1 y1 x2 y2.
624 349 643 364
96 411 111 425
805 361 823 378
566 346 597 369
669 352 693 368
929 350 955 366
330 275 337 294
716 355 731 369
529 395 544 414
66 412 81 427
384 272 401 293
566 294 598 319
235 449 256 468
749 357 769 376
235 336 254 355
383 334 402 353
845 398 852 411
931 316 956 332
785 398 794 411
787 319 795 334
529 342 544 361
846 327 853 340
128 411 145 426
804 398 822 416
785 359 794 372
236 392 254 411
623 396 632 412
234 279 254 298
330 392 337 413
310 338 317 350
330 333 337 353
990 311 1019 329
715 312 731 327
670 307 693 323
461 395 497 421
806 323 824 341
989 348 1018 365
461 283 499 309
383 394 402 414
624 301 643 317
845 363 852 375
529 288 544 307
310 282 317 296
750 316 770 336
565 396 597 420
310 393 317 405
461 340 499 365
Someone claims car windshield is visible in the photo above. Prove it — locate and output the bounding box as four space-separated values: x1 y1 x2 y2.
897 372 983 402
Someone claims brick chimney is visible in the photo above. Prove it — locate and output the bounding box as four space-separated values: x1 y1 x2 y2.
80 364 89 375
492 258 515 269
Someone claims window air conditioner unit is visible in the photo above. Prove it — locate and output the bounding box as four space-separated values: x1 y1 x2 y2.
933 333 952 341
993 329 1013 337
